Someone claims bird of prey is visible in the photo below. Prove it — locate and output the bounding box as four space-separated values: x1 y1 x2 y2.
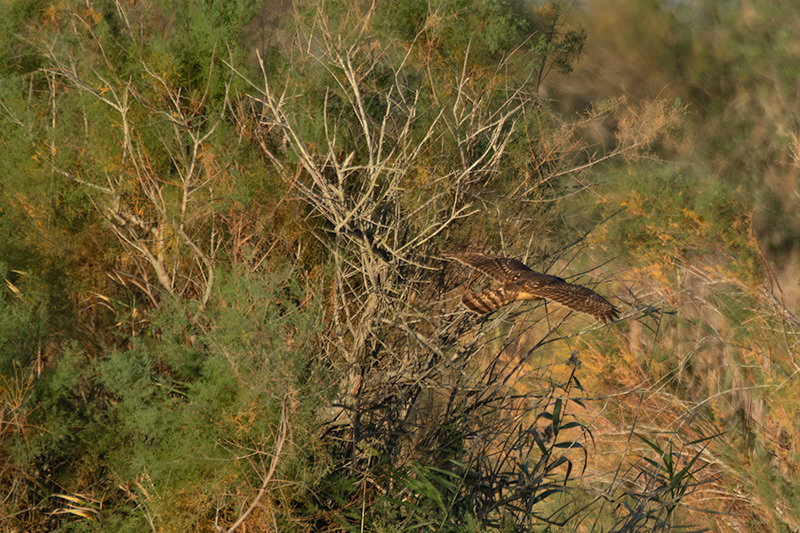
447 251 619 323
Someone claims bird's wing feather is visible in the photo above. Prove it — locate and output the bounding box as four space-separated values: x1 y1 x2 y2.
447 252 532 282
523 279 619 322
461 287 520 315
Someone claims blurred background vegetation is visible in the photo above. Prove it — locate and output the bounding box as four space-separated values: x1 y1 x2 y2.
1 0 800 531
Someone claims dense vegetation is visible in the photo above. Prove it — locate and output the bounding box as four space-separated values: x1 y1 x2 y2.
1 0 798 531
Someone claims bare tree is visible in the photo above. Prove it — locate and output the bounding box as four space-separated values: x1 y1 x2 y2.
43 48 224 315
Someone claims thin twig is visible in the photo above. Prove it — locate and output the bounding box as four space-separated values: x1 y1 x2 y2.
224 395 290 532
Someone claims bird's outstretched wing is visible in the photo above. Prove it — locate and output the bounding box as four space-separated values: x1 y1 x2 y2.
448 251 619 322
519 279 619 322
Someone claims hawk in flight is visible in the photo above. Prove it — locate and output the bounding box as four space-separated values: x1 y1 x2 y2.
447 252 619 323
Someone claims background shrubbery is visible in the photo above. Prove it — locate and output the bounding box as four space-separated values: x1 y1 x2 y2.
2 0 799 531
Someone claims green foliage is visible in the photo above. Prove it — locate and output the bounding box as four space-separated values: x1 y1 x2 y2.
374 0 584 87
634 432 715 519
590 163 758 282
1 266 326 530
0 267 48 373
337 371 596 532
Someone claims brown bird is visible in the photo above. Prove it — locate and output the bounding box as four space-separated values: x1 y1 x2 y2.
447 251 619 323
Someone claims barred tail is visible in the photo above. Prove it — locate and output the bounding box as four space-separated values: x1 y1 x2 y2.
461 288 519 315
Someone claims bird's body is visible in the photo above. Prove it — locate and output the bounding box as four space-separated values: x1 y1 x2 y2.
447 252 619 323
